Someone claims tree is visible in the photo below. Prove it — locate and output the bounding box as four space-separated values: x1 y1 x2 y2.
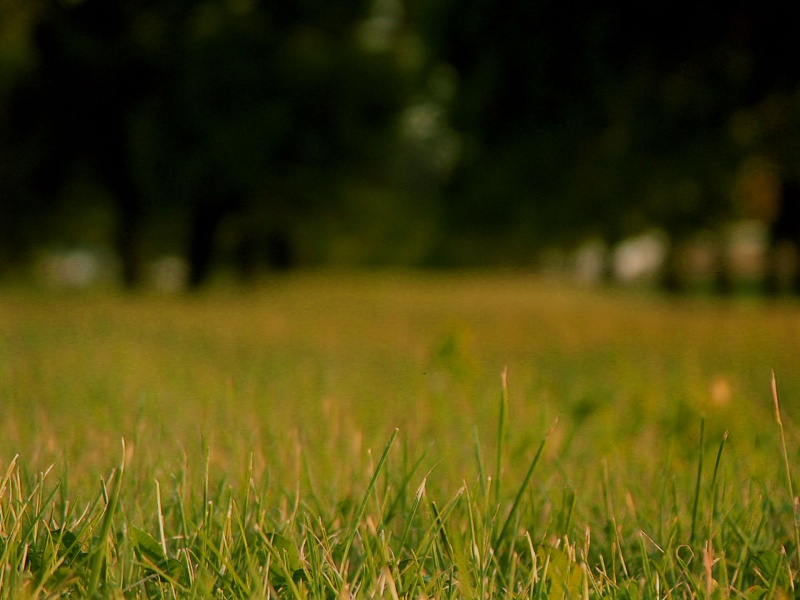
2 0 171 286
414 0 800 283
152 2 409 285
1 0 412 287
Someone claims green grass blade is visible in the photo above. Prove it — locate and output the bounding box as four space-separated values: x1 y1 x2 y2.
707 430 728 543
494 420 556 549
87 438 126 597
473 426 486 499
416 485 465 562
341 428 398 562
398 470 433 553
495 368 508 507
384 447 428 525
772 372 800 575
690 417 705 545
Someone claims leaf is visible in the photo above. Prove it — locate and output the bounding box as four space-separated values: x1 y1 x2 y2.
618 579 641 600
131 526 166 565
55 529 78 550
265 532 303 584
130 527 189 587
49 567 81 592
52 528 88 564
164 557 189 585
751 550 789 587
751 550 780 576
741 586 768 600
269 533 302 571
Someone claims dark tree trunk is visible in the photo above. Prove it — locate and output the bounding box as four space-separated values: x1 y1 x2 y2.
188 201 227 289
711 237 733 296
96 121 144 290
765 180 800 295
114 190 143 289
659 241 684 294
267 232 293 271
232 228 294 283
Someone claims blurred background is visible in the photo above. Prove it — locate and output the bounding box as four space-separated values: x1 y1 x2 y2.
2 0 800 294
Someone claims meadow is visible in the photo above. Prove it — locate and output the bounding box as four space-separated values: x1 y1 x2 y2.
1 271 800 598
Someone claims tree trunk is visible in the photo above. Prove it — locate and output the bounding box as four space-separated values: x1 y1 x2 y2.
115 194 143 289
97 129 143 289
188 201 227 289
765 180 800 295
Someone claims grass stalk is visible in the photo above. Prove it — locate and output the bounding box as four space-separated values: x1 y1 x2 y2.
602 460 628 580
690 417 705 545
494 419 557 549
156 478 168 560
707 431 729 544
87 438 126 596
495 367 509 508
398 471 430 552
771 372 800 576
341 428 398 562
473 426 486 499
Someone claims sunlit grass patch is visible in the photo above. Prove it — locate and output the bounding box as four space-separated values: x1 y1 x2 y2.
1 272 800 596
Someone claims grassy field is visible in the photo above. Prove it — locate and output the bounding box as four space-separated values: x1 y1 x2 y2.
2 271 800 598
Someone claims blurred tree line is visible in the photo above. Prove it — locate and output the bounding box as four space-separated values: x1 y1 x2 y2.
2 0 800 289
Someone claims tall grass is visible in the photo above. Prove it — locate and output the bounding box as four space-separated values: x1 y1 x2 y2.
1 272 800 596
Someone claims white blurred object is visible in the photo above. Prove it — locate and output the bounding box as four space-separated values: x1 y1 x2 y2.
613 231 667 283
725 219 767 279
41 249 102 288
573 238 607 284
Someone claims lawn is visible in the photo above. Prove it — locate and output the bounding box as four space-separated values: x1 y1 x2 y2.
1 271 799 597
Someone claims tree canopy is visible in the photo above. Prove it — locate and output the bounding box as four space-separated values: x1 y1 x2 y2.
2 0 800 287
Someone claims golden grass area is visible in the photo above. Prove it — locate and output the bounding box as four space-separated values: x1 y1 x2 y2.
1 271 799 500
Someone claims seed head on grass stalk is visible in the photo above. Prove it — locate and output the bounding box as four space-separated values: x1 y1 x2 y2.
771 371 800 581
495 367 509 509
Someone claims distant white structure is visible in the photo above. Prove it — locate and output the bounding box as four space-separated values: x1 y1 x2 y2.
612 230 668 283
724 220 767 279
573 238 607 284
565 220 773 287
40 249 110 288
38 248 188 291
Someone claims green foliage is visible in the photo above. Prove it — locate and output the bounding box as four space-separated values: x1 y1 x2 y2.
6 3 800 279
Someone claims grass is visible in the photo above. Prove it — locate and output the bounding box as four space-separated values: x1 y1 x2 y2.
1 271 800 597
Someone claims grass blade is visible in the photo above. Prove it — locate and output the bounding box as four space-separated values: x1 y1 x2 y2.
690 417 705 545
495 367 509 507
341 428 399 562
87 438 126 597
473 426 486 499
707 430 729 544
494 420 557 549
771 372 800 575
